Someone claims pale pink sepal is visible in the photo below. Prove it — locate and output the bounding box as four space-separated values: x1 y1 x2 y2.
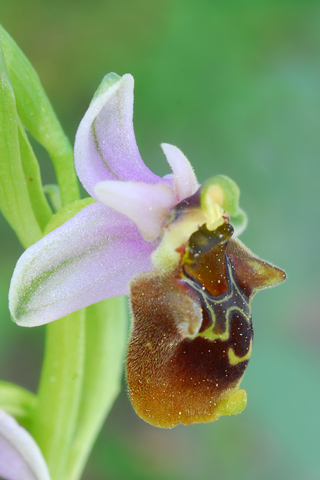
9 203 156 327
161 143 199 201
0 410 50 480
74 73 161 199
95 181 176 241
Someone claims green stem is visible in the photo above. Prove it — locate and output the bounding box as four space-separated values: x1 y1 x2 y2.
66 298 128 480
46 136 80 207
30 311 85 480
0 42 42 247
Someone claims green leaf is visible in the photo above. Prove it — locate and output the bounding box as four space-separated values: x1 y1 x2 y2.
43 184 62 213
66 297 128 480
0 381 37 431
0 24 80 206
0 41 42 248
18 119 52 231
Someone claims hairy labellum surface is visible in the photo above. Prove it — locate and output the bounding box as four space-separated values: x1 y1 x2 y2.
127 221 285 428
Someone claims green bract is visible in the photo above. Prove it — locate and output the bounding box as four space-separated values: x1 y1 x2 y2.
0 41 42 247
0 381 37 430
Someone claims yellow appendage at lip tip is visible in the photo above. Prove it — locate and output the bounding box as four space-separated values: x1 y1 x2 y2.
218 389 247 417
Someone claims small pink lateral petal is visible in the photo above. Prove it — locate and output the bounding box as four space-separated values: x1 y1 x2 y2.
0 410 50 480
161 143 199 201
95 181 176 241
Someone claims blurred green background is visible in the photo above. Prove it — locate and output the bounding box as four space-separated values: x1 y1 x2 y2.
1 0 320 479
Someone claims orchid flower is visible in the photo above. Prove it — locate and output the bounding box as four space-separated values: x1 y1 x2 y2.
8 72 285 428
0 409 50 480
9 72 246 327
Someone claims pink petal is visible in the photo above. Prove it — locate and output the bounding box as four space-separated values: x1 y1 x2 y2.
161 143 199 201
0 410 50 480
74 73 161 198
95 181 176 241
9 203 156 327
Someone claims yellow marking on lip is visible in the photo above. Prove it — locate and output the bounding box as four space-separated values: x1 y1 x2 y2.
228 339 252 365
193 302 250 343
197 322 229 341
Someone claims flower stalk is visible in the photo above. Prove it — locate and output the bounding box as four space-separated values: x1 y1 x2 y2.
66 298 127 480
30 312 85 480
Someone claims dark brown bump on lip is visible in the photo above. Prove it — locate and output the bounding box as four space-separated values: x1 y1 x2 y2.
183 222 233 297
